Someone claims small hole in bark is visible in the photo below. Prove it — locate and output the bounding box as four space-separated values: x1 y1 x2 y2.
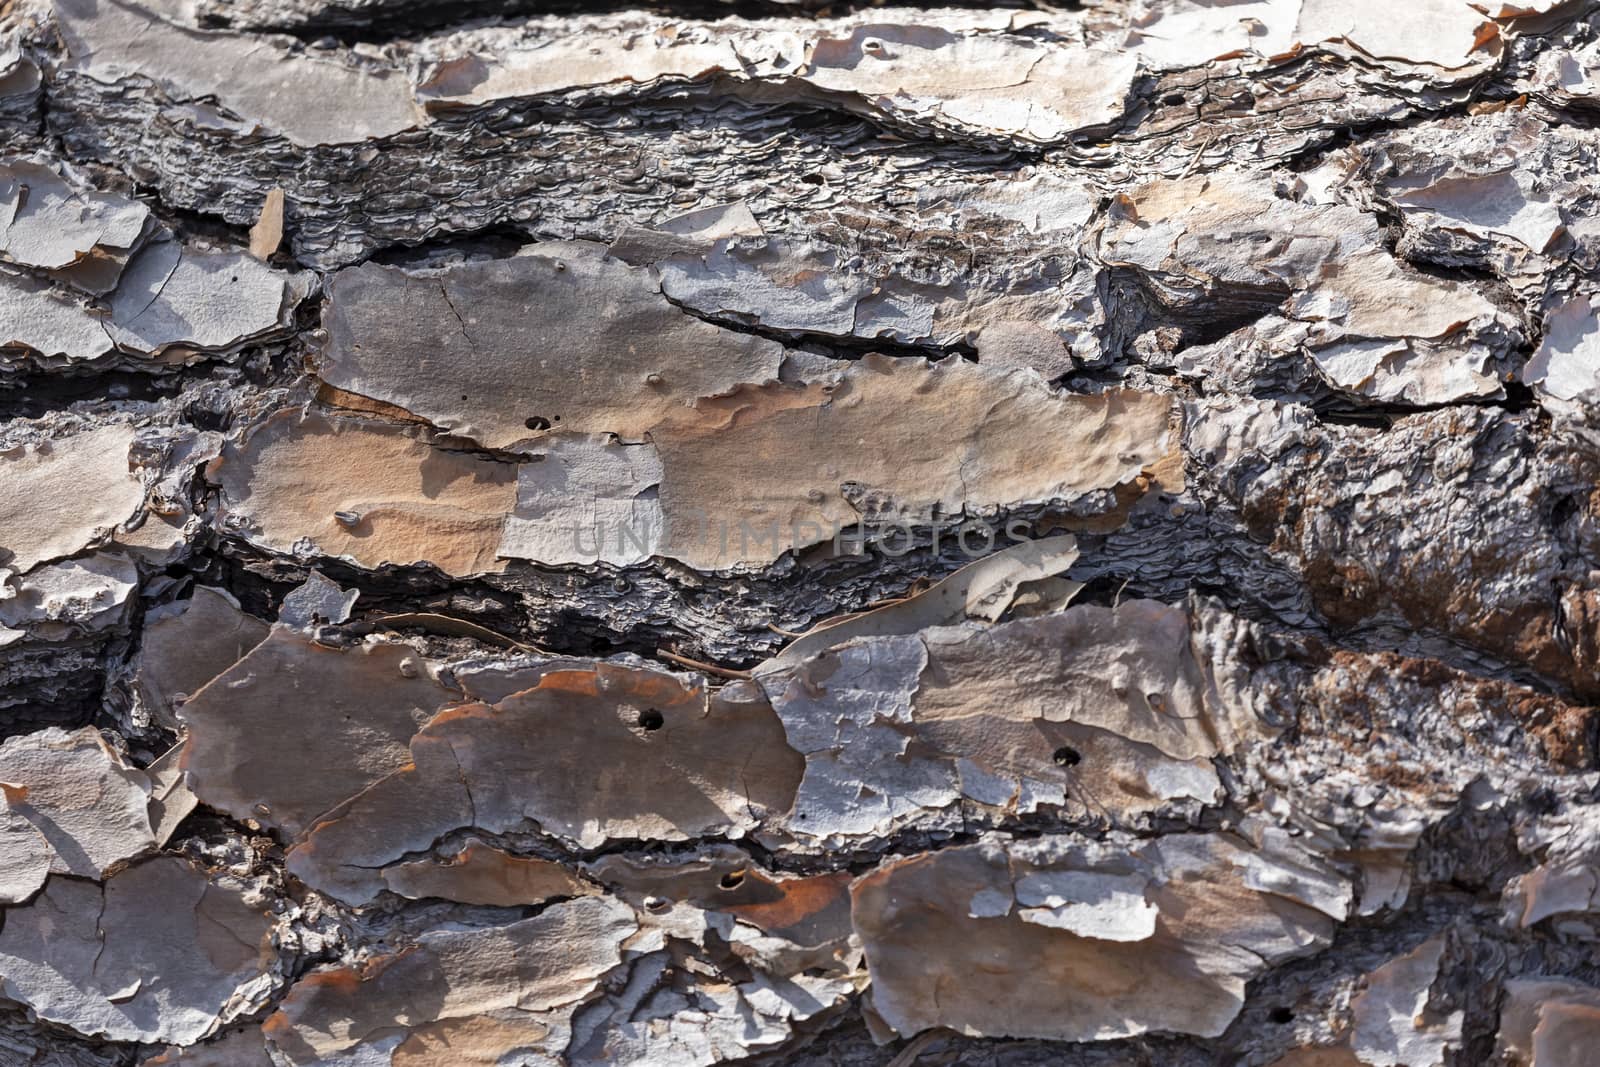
637 708 664 731
1269 1006 1294 1024
1162 93 1187 106
800 173 826 185
1052 746 1082 767
719 870 746 890
525 416 552 431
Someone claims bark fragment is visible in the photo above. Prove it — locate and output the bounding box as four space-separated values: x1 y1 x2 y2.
210 409 518 576
762 600 1232 845
1497 978 1600 1067
0 160 148 284
287 664 801 900
318 241 786 449
55 0 421 146
133 586 269 729
0 424 143 574
1100 171 1521 405
262 895 636 1065
851 832 1346 1041
178 626 460 837
0 856 272 1044
380 839 595 907
0 725 154 887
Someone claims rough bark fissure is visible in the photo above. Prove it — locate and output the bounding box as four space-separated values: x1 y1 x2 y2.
6 1 1600 1066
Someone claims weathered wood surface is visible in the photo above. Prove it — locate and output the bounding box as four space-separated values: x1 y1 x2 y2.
3 0 1600 1064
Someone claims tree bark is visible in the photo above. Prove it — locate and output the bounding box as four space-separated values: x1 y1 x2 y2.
2 1 1600 1065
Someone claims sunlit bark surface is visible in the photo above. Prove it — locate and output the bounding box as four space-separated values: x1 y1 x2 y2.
3 1 1600 1064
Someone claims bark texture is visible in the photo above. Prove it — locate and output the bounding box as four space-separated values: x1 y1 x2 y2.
3 0 1600 1065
